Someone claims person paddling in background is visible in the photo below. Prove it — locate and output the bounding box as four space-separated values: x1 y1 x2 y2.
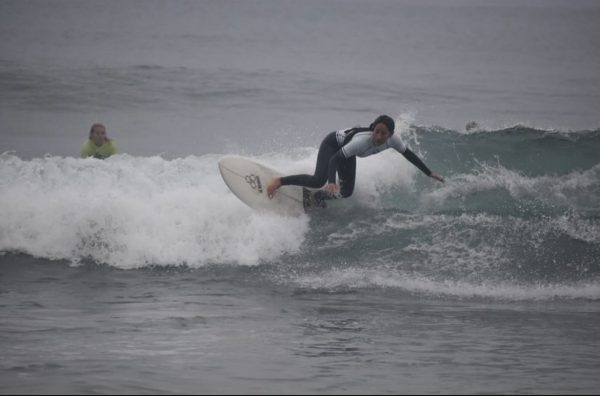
81 123 117 159
267 115 444 204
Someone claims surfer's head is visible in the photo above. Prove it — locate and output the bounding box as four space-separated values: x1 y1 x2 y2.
370 115 394 145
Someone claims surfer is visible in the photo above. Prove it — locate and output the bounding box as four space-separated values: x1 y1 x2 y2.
267 115 444 200
81 123 118 159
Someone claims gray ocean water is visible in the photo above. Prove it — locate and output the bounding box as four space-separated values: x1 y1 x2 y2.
1 0 600 394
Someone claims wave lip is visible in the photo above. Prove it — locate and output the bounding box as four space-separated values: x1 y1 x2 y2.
421 162 600 217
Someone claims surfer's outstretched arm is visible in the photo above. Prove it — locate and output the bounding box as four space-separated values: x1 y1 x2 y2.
401 148 444 183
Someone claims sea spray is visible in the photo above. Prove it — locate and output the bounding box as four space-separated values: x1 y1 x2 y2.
0 153 309 268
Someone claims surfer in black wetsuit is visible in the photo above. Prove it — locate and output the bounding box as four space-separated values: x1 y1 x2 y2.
267 115 444 201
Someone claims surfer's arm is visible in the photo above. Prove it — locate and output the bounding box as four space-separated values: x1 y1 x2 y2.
327 150 345 184
322 150 347 193
401 148 431 176
401 148 444 182
391 135 443 182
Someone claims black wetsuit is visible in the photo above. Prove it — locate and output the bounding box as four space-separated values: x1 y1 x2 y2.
280 128 432 198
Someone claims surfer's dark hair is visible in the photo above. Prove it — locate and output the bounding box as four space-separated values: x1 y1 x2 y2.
369 115 395 135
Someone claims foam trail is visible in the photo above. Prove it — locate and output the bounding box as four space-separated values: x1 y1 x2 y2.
289 267 600 301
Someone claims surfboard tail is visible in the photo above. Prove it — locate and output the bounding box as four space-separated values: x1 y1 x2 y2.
302 188 327 211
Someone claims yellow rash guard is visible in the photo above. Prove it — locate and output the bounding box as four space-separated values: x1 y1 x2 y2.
81 140 117 159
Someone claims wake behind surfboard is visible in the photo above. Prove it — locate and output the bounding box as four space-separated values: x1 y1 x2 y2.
218 156 325 216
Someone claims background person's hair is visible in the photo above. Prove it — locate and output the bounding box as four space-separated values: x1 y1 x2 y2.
89 123 107 140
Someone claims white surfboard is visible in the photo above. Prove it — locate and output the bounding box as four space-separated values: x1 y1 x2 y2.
218 156 320 216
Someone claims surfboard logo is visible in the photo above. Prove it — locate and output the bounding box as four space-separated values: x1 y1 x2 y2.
244 174 263 193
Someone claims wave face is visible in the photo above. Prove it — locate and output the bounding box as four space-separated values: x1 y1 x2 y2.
1 124 599 300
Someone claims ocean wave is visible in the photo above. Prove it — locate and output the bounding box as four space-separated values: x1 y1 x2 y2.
0 153 309 268
413 124 600 177
1 122 598 297
421 163 600 216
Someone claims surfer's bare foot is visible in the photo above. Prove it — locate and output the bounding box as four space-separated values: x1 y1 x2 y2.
267 177 282 199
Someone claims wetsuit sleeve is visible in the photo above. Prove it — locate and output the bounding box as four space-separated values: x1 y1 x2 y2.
402 148 432 176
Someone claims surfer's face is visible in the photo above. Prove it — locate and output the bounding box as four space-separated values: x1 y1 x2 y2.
372 123 392 145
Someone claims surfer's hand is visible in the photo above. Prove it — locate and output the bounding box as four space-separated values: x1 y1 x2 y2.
324 182 338 194
430 173 445 183
267 177 282 199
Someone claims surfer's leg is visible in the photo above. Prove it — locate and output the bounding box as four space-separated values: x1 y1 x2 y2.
279 132 338 188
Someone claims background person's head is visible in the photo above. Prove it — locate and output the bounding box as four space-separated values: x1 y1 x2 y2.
89 123 108 146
